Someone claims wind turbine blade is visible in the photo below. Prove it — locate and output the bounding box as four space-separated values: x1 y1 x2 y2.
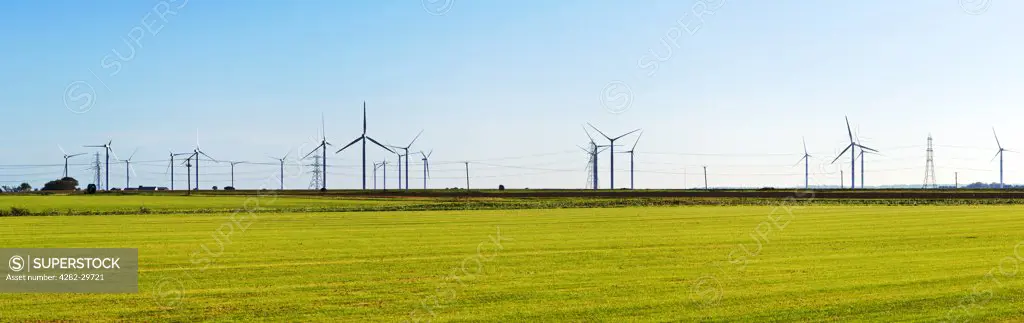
322 112 326 140
426 160 430 178
128 148 139 160
845 116 853 142
110 149 122 162
802 137 808 155
283 152 290 160
994 128 1002 149
857 144 878 153
992 150 1002 162
427 149 433 158
831 144 852 164
362 101 367 134
199 151 217 162
577 145 590 153
84 145 104 148
582 125 596 143
587 123 612 140
128 163 138 179
335 136 362 154
612 128 641 141
58 144 68 156
366 136 396 154
68 153 87 158
793 156 807 167
630 131 643 151
406 130 424 148
303 144 323 159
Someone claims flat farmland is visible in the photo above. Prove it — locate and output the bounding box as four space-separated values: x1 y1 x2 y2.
2 203 1024 321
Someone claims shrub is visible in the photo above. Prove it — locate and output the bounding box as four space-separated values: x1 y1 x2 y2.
224 186 236 191
42 177 79 191
498 185 505 191
9 207 30 216
86 184 97 194
212 186 218 190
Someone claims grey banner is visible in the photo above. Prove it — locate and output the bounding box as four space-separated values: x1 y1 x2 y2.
1 248 138 293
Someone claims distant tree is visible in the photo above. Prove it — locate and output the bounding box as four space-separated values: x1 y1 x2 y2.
224 186 236 191
18 183 31 192
86 184 97 194
498 184 505 191
212 186 218 190
42 177 79 191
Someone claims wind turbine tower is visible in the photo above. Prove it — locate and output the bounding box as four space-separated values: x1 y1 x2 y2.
992 128 1010 189
336 102 394 190
795 138 811 189
59 145 86 178
304 114 331 190
618 131 643 190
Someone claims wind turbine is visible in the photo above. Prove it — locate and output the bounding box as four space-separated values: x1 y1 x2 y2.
419 150 433 189
381 160 388 190
854 132 879 189
193 131 217 191
587 123 640 190
58 145 86 178
335 102 395 190
617 131 643 190
794 138 811 189
181 153 194 193
118 148 139 189
227 161 247 188
270 152 290 190
169 151 192 190
388 148 403 190
831 117 859 189
993 128 1011 189
388 130 424 191
83 140 112 190
304 114 331 191
373 161 384 190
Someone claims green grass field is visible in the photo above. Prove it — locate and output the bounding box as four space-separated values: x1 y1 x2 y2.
2 195 1024 321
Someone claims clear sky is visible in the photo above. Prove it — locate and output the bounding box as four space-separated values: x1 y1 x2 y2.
0 0 1020 190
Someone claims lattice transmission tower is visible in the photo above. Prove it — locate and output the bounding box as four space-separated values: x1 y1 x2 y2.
923 134 937 188
308 154 322 190
92 152 103 189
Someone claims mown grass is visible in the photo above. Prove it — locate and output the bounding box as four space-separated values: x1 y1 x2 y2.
4 193 1024 217
3 204 1024 321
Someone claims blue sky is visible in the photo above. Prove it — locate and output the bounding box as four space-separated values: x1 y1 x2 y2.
0 0 1020 190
